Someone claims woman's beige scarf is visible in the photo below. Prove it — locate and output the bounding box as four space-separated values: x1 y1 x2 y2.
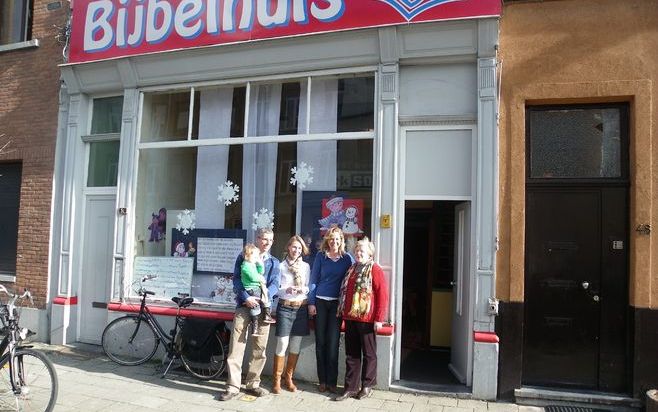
286 256 303 287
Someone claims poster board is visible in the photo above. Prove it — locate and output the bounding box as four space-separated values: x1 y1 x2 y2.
170 228 246 305
132 257 194 300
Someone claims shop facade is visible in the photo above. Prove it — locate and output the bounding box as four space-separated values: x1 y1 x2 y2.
497 0 658 405
52 0 501 398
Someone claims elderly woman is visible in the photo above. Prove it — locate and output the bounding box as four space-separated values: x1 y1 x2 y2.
308 226 353 393
334 237 388 401
272 235 311 394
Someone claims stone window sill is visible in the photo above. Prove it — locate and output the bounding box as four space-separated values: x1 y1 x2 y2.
0 39 40 54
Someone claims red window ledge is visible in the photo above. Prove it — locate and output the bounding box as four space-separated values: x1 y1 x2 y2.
473 331 500 343
53 296 78 305
107 302 234 321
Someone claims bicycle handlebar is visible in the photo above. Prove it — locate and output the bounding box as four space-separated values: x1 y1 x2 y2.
0 285 33 306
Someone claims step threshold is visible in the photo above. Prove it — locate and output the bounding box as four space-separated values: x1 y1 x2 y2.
515 386 642 411
390 380 472 399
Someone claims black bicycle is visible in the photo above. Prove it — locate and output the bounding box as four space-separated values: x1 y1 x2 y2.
101 276 229 380
0 285 58 412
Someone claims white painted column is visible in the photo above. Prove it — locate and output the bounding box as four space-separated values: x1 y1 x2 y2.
50 90 88 344
112 88 140 301
472 18 500 400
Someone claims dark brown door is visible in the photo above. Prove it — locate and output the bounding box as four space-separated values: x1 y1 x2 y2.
523 104 630 393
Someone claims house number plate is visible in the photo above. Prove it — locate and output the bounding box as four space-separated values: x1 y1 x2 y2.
612 240 624 250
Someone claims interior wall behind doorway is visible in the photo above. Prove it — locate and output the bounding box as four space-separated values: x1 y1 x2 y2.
401 200 460 385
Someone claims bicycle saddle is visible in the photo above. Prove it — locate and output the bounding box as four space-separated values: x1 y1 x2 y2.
172 296 194 308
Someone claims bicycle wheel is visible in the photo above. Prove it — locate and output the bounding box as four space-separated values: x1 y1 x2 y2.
0 348 58 412
180 328 226 380
102 315 159 366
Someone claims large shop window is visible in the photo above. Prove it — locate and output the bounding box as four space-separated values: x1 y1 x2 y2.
0 163 22 280
0 0 31 46
133 74 375 306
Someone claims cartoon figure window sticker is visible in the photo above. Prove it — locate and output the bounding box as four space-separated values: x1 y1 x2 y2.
147 208 167 242
301 191 368 263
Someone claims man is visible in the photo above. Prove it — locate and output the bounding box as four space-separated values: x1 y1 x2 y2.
219 228 280 401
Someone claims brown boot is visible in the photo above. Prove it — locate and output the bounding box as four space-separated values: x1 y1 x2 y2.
283 353 299 392
272 355 285 394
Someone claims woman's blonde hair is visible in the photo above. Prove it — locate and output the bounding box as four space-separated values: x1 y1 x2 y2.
285 235 310 258
354 237 375 257
243 243 259 258
320 225 346 255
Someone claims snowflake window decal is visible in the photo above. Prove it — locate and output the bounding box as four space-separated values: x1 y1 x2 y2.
252 208 274 231
218 180 240 206
176 209 196 235
290 162 314 190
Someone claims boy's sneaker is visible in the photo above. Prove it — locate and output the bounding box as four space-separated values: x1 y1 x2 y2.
263 313 276 324
250 322 263 337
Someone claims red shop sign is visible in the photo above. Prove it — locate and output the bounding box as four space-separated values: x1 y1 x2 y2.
68 0 501 64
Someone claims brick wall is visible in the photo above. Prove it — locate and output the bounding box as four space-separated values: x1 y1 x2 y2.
0 0 68 308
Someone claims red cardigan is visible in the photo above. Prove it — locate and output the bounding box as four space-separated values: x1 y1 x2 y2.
340 263 389 324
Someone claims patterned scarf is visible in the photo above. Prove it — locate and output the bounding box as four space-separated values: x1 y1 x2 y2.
338 261 374 319
286 257 303 287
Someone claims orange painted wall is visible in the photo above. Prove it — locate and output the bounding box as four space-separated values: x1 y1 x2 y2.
497 0 658 308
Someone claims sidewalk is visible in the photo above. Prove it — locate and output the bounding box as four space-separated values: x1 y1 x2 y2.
36 343 536 412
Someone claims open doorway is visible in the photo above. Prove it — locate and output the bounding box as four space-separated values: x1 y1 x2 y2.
400 200 470 389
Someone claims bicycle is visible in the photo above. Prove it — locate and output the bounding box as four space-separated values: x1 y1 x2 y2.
0 285 58 412
101 275 229 380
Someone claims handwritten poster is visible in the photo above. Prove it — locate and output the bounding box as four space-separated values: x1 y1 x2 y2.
133 257 194 299
197 237 244 273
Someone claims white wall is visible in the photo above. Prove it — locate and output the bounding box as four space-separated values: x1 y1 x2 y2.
399 64 477 117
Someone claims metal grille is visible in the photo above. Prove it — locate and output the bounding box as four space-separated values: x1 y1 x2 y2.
545 406 609 412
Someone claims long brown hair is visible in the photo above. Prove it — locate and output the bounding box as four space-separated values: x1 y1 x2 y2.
285 235 310 259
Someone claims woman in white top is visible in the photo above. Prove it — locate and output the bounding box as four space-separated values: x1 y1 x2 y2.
272 235 311 394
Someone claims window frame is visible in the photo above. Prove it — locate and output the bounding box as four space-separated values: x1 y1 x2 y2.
525 103 630 186
137 67 378 150
0 162 22 282
0 0 32 47
83 95 124 191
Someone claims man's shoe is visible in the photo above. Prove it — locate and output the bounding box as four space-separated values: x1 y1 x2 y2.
334 390 358 401
217 391 240 401
318 383 327 393
327 385 338 394
245 387 269 397
356 386 373 400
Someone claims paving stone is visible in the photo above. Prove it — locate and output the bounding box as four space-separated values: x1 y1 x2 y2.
373 390 402 401
380 399 415 411
444 407 477 412
487 402 519 411
518 407 544 412
458 399 488 409
399 393 431 404
428 397 460 407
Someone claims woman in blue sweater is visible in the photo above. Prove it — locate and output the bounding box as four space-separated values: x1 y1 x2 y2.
308 226 353 393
